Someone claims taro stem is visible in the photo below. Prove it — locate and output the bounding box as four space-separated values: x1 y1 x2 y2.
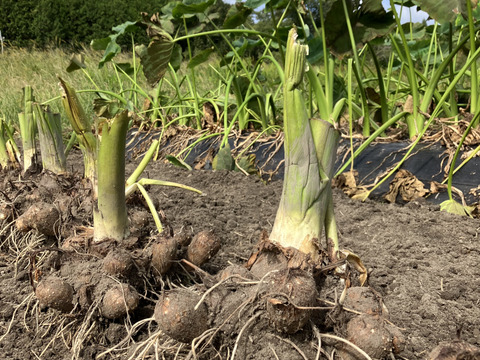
19 86 37 171
93 110 129 242
0 119 10 169
58 77 96 184
34 104 67 174
269 28 340 261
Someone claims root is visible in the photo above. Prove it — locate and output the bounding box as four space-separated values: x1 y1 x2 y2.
0 292 35 342
231 312 261 360
271 334 309 360
318 333 373 360
97 317 155 359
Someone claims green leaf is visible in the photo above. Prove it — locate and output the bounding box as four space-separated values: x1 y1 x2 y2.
412 0 476 24
235 154 257 174
212 144 235 171
166 155 193 170
172 0 215 17
98 36 122 68
115 62 135 76
170 44 183 72
306 36 324 64
135 31 174 86
188 47 215 69
440 199 474 217
245 0 271 8
66 54 86 73
223 4 253 29
112 21 140 34
90 36 112 51
324 0 396 54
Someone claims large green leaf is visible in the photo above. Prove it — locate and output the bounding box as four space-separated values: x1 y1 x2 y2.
412 0 477 24
324 0 396 55
223 3 253 29
90 21 142 68
172 0 215 17
136 15 175 86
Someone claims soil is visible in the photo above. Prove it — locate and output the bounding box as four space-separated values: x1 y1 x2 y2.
1 149 480 360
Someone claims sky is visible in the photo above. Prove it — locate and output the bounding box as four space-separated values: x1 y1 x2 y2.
222 0 431 24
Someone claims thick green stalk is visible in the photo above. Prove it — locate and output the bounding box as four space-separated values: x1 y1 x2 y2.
58 77 96 184
0 120 10 169
270 29 339 260
34 104 66 174
93 110 129 242
19 86 37 171
390 0 421 138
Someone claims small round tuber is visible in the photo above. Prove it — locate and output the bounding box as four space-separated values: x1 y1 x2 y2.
101 284 139 319
265 269 317 334
16 202 60 236
103 249 134 277
186 230 221 266
338 314 405 360
35 276 74 312
154 288 209 343
151 236 177 276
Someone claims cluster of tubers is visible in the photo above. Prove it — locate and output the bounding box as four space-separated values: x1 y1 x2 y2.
34 230 221 323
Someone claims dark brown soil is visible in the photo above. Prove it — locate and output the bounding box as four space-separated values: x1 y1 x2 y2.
1 150 480 360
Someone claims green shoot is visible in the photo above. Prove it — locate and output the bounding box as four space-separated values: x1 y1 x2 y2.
34 104 67 174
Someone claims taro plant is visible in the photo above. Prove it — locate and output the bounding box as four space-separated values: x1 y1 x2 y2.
59 77 201 242
18 86 37 172
269 28 341 260
34 104 67 174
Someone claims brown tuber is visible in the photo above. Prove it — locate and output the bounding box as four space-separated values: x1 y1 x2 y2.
338 314 405 360
103 249 134 277
342 286 387 317
154 288 209 343
265 269 317 334
186 230 221 266
35 276 74 312
101 284 139 319
427 340 480 360
16 202 60 236
151 236 177 276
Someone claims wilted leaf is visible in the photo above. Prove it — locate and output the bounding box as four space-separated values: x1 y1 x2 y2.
339 249 368 286
66 54 86 72
384 169 428 203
